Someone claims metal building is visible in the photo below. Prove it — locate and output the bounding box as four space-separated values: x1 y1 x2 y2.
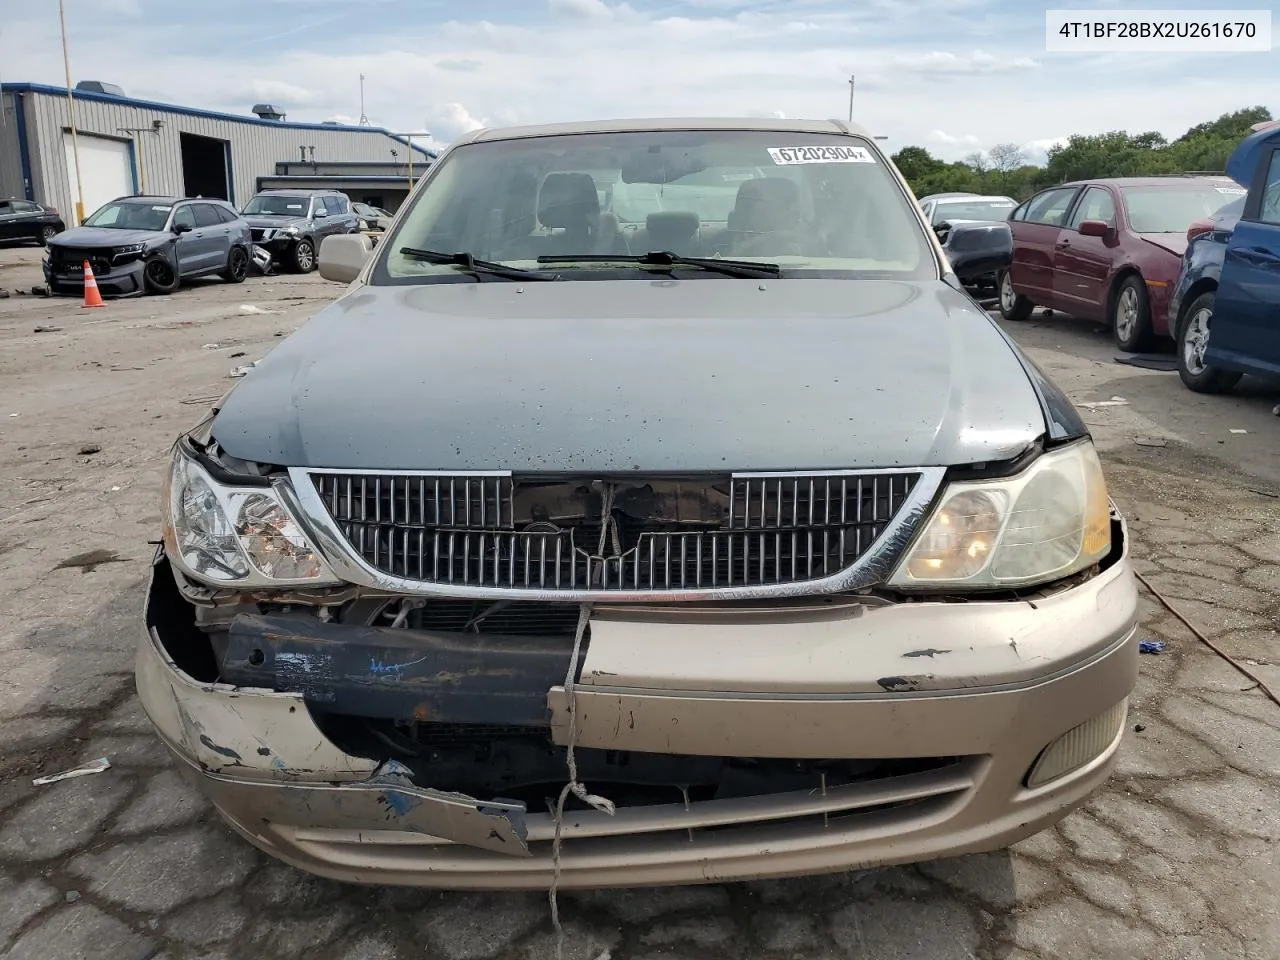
0 81 433 223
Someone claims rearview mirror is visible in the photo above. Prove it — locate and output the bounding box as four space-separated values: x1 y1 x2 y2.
172 222 192 234
318 233 373 283
1078 219 1110 237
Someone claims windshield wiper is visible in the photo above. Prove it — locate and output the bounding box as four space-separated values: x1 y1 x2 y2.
399 247 562 281
537 250 782 278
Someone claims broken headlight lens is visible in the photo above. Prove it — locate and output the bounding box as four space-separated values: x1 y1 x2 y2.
163 452 338 586
888 439 1111 590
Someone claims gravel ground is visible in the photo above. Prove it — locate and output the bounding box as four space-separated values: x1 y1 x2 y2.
0 244 1277 960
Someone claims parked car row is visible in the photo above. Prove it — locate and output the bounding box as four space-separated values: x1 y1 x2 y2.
989 126 1280 396
34 189 365 298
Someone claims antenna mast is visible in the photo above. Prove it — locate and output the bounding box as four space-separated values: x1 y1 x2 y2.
358 73 370 126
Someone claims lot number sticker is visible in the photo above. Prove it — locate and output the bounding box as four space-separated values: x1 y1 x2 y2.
768 145 875 165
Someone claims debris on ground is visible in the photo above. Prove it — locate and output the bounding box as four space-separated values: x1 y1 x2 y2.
238 304 272 315
1115 354 1177 372
64 891 81 903
77 443 102 456
31 284 48 296
33 324 62 332
1134 723 1146 732
229 350 246 358
32 757 111 785
1079 396 1128 409
55 549 128 572
201 343 221 349
1230 429 1248 435
1139 641 1166 654
229 360 260 378
1134 436 1167 448
0 289 9 298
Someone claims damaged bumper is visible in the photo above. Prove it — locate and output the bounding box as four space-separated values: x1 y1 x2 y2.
137 518 1139 889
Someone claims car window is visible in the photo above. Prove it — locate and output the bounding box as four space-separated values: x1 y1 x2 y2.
85 200 173 230
242 194 308 216
312 198 328 217
192 204 221 228
0 201 11 214
327 195 348 214
172 205 197 230
1069 187 1116 228
931 199 1016 223
1259 150 1280 225
214 205 239 224
13 200 38 213
1009 201 1028 222
1121 182 1249 233
1024 188 1079 227
379 129 936 282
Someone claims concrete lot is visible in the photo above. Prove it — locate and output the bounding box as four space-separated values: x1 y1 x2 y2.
0 243 1277 960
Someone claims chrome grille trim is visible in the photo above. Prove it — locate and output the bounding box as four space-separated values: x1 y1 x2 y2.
284 466 947 601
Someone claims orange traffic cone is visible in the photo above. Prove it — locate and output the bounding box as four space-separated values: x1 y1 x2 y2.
81 260 105 308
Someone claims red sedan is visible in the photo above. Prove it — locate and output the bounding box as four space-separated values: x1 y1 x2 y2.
997 176 1246 350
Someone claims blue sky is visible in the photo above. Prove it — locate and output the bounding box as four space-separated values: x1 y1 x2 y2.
4 0 1277 162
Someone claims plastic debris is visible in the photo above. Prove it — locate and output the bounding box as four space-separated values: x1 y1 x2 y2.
1134 436 1167 447
33 757 111 785
1230 428 1248 434
77 443 102 456
64 891 81 903
1078 396 1128 409
1138 641 1166 655
229 360 260 378
33 324 62 332
238 304 272 315
229 351 246 358
201 343 221 349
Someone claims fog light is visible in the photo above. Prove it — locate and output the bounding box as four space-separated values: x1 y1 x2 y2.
1025 699 1127 788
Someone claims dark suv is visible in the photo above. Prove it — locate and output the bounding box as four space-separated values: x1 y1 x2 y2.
241 190 360 272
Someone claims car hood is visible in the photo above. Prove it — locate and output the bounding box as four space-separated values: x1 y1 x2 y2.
244 215 307 229
48 226 163 248
1138 233 1189 257
211 279 1048 472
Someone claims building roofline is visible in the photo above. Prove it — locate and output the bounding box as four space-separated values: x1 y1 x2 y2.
0 82 436 158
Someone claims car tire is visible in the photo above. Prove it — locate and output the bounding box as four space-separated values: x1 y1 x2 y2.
36 226 58 246
220 246 249 284
1112 275 1153 352
1176 291 1242 394
289 238 316 273
143 254 179 295
997 269 1033 321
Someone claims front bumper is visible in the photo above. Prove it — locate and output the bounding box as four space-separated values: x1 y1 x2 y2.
137 522 1139 890
43 257 145 296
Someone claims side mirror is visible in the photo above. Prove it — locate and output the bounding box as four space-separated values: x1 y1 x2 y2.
172 222 192 234
1078 219 1110 237
318 233 373 283
314 208 328 218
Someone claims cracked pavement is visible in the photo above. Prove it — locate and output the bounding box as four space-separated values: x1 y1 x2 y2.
1 247 1277 959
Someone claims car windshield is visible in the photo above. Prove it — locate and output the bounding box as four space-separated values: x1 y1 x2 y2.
379 129 935 281
932 200 1014 223
243 195 309 216
83 201 171 231
1121 183 1248 233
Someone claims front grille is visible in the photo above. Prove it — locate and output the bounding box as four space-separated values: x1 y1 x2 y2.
309 471 921 594
49 247 111 275
250 228 273 243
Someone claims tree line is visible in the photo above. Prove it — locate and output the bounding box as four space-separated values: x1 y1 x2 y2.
891 106 1272 201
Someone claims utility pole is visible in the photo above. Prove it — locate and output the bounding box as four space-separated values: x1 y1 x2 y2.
358 73 370 126
847 75 855 124
59 0 86 224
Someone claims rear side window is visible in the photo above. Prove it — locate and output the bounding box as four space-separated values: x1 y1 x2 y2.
327 194 349 213
13 200 39 213
192 204 221 228
1025 188 1079 226
214 205 239 224
1259 150 1280 225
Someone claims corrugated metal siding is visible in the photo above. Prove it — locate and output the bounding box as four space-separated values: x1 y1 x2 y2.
26 91 417 217
0 94 29 199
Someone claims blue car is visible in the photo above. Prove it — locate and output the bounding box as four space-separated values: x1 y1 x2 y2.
1170 122 1280 392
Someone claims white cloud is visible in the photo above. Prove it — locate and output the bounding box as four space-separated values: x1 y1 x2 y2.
548 0 613 17
1020 136 1069 164
424 102 486 142
894 50 1039 76
930 129 982 146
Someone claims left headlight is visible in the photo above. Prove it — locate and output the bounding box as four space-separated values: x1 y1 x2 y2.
162 451 339 587
888 439 1112 590
112 244 144 262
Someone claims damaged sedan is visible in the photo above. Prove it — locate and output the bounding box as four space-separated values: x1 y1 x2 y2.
138 117 1139 890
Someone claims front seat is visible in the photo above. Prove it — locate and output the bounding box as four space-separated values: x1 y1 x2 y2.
537 173 600 256
727 177 802 256
643 211 700 254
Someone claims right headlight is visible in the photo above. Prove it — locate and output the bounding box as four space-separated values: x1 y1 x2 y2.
162 450 340 587
888 439 1112 590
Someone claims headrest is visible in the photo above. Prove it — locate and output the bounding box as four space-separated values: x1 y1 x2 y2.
538 173 600 229
733 177 799 210
645 211 699 246
730 177 800 233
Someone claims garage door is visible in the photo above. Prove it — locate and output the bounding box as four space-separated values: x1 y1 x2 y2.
63 133 134 221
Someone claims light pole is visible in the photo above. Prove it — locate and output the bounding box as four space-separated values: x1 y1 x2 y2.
847 75 855 124
59 0 86 224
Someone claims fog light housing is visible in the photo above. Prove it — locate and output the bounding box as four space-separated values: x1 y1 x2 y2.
1025 699 1127 788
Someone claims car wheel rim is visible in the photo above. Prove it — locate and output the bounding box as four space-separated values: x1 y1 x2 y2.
1116 288 1138 341
146 260 174 286
1184 307 1212 375
297 243 314 269
1000 272 1014 312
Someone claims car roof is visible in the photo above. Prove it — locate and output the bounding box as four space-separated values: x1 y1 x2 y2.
1058 176 1235 189
454 116 873 145
1226 122 1280 187
936 195 1014 203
